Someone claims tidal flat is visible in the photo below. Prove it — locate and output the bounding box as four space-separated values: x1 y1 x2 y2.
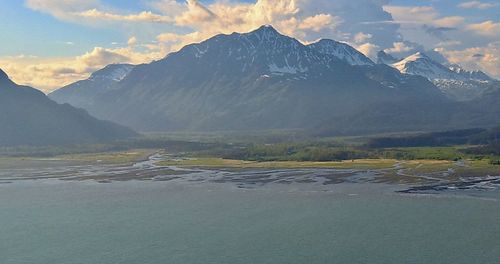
1 151 500 192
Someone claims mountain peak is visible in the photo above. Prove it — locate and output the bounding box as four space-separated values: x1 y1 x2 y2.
406 52 429 61
448 64 492 81
392 52 460 80
377 51 399 64
315 38 340 44
254 24 279 33
246 25 284 40
309 39 374 66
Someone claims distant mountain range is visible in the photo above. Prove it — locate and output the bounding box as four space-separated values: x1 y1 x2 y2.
0 69 136 146
49 25 500 135
382 51 499 101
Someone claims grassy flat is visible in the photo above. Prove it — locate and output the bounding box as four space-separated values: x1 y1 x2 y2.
54 149 158 164
158 158 398 169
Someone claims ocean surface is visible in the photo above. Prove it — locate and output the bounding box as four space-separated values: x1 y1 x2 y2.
1 178 499 264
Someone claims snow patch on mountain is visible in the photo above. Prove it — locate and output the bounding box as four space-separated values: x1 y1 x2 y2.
89 64 134 82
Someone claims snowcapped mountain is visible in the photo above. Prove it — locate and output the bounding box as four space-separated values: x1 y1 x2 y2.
448 65 492 81
388 52 498 101
50 64 135 116
308 39 374 66
49 25 498 134
392 52 462 80
174 25 337 77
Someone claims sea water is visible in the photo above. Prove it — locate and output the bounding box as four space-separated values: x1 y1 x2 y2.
1 180 499 264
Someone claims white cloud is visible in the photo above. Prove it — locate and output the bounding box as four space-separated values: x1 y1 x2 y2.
0 46 165 93
356 43 380 60
383 6 437 24
26 0 173 24
25 0 100 21
298 14 338 32
354 32 373 44
433 16 465 28
438 42 500 79
151 0 344 52
384 5 464 28
74 9 173 23
127 37 138 46
458 1 498 9
384 42 414 54
466 21 500 36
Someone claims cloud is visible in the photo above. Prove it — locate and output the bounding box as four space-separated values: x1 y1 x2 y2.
383 6 437 24
356 42 380 60
298 14 337 32
74 9 173 23
77 47 129 66
423 25 456 40
433 16 465 28
25 0 100 21
382 5 481 50
127 37 138 46
0 46 165 93
149 0 185 15
354 32 373 43
26 0 400 49
384 5 464 28
151 0 345 51
26 0 173 24
458 1 498 9
174 0 218 26
436 40 462 47
438 42 500 79
384 42 415 54
466 21 500 36
152 0 397 51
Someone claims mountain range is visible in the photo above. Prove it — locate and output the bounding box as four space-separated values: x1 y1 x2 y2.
383 51 499 101
0 69 136 146
49 25 500 135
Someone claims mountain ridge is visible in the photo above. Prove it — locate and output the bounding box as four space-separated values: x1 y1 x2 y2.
308 39 374 66
48 25 499 134
0 69 137 146
388 51 499 101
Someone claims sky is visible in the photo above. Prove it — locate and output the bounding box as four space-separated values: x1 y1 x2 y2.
0 0 499 92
